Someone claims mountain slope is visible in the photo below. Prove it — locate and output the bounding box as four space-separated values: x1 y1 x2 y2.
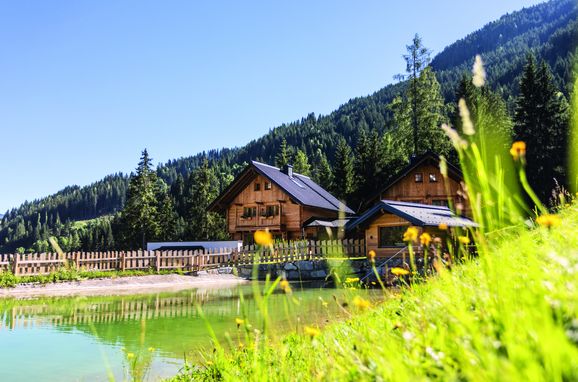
1 0 577 252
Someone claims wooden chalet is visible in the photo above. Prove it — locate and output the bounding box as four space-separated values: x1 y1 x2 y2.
366 151 469 214
347 152 476 258
208 161 355 244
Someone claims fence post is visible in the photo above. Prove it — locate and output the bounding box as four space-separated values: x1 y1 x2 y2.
73 252 80 270
155 251 161 273
120 251 126 271
12 253 19 276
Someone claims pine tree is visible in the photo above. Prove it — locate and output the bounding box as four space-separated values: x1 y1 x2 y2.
275 138 290 168
314 151 334 191
398 34 431 155
332 138 355 203
118 149 161 249
354 129 384 202
392 67 450 156
515 56 569 199
186 159 227 240
292 149 311 176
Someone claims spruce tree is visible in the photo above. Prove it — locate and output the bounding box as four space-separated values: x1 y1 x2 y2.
515 56 569 199
186 159 227 240
292 149 311 176
314 151 334 191
275 138 290 168
118 149 161 249
332 138 355 203
392 67 450 156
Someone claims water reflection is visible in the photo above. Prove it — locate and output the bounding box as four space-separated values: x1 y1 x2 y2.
0 284 374 381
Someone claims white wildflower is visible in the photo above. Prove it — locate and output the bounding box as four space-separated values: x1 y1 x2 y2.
441 123 467 149
458 98 475 135
472 55 486 87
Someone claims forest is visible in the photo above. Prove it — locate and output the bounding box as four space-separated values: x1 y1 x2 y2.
0 0 575 253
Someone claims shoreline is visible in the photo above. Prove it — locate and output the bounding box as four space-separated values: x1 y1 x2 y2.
0 272 249 298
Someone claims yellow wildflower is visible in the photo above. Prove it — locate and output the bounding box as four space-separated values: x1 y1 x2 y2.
254 230 273 246
420 232 432 246
345 277 360 283
280 279 292 293
438 223 448 230
391 267 410 276
235 317 244 327
368 250 376 262
127 352 135 359
458 236 470 245
353 296 372 310
304 325 321 338
403 226 419 242
536 214 561 228
510 141 526 161
148 347 155 352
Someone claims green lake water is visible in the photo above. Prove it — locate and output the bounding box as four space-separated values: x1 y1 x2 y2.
0 282 378 381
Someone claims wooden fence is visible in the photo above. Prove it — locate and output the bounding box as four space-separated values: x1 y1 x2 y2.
0 239 366 277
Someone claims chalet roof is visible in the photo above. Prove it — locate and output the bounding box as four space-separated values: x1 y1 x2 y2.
346 200 477 231
305 219 352 228
208 161 355 214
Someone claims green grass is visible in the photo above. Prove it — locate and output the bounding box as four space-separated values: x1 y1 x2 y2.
170 203 578 381
0 268 185 288
169 64 578 382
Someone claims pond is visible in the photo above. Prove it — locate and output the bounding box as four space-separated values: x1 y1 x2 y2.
0 282 380 381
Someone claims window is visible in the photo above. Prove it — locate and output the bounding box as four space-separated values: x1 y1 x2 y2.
432 199 449 207
264 182 272 190
378 226 407 247
264 205 279 217
429 173 438 182
242 207 257 218
254 183 261 191
414 173 423 183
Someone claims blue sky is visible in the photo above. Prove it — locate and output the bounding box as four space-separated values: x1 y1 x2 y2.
0 0 546 212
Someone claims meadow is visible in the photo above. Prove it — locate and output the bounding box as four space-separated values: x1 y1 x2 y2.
170 61 578 381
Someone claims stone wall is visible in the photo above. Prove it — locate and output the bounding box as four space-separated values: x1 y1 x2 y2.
236 259 372 281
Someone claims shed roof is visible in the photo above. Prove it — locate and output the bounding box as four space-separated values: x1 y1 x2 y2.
208 161 355 214
346 200 477 231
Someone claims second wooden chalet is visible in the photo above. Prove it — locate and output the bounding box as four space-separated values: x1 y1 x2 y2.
208 161 355 244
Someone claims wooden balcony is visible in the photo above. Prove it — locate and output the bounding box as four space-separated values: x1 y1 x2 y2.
236 214 284 231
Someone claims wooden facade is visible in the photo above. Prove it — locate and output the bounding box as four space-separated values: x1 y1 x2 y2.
363 213 446 258
226 174 337 242
368 152 470 216
350 152 474 258
209 161 354 244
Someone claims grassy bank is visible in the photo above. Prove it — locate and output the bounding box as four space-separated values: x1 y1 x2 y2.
171 203 578 381
0 268 185 288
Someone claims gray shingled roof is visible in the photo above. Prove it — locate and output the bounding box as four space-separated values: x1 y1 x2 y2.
346 200 477 231
252 161 355 214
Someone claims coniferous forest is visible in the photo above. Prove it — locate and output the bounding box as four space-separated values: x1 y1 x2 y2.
0 0 576 253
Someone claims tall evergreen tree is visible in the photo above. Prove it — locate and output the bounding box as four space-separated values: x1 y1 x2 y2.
313 151 334 191
514 56 569 199
275 138 290 168
186 159 227 240
354 129 384 204
398 34 431 155
332 138 355 203
118 149 161 249
292 149 311 176
391 66 450 156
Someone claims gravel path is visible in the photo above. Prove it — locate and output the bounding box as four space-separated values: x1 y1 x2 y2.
0 272 248 298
